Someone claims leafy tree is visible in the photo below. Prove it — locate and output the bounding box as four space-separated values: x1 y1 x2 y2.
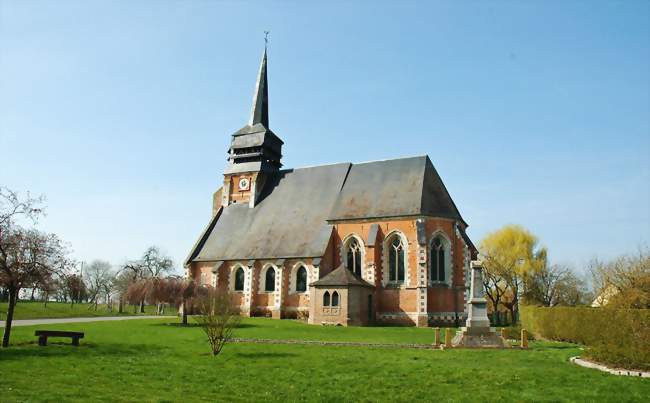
61 272 88 306
0 227 71 347
0 186 73 347
480 225 545 323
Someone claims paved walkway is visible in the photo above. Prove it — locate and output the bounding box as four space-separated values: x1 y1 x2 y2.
0 315 174 327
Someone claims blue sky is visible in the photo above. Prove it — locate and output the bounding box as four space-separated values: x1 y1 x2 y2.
1 1 648 274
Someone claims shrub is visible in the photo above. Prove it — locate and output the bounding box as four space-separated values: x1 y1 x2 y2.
194 288 240 356
521 306 650 370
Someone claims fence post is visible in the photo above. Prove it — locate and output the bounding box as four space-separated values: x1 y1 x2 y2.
521 329 528 348
501 327 508 340
434 327 440 346
445 328 453 348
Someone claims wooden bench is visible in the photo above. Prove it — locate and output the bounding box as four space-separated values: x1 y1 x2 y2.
34 330 85 346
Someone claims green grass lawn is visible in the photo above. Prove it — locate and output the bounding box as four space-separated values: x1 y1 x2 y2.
1 318 647 402
0 301 166 320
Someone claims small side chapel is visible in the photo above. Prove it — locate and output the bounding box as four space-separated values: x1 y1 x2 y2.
185 48 478 327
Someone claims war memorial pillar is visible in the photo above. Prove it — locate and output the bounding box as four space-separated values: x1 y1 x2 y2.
452 260 508 347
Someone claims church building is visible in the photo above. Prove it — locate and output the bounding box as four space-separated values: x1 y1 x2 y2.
185 48 477 327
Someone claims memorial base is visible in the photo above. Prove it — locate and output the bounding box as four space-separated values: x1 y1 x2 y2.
452 327 510 348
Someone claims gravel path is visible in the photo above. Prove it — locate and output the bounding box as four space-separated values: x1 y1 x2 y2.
231 337 437 349
0 315 175 327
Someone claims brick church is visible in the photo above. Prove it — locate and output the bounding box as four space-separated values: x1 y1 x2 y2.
185 48 478 327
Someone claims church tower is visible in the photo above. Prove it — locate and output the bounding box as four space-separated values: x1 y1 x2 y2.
222 48 284 208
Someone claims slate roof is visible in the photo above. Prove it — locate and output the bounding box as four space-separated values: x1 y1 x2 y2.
328 156 464 223
310 264 375 288
189 163 350 262
187 155 467 264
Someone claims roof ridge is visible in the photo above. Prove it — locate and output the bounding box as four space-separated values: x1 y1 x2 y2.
289 154 428 171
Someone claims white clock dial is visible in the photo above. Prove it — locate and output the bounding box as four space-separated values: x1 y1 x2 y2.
238 178 250 191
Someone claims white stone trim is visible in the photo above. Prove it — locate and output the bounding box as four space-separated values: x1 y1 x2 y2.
259 263 279 294
570 357 650 378
274 265 283 310
455 226 471 314
211 270 218 288
228 263 247 292
340 233 367 280
243 264 254 313
289 261 311 294
428 230 453 286
381 230 410 287
417 245 428 314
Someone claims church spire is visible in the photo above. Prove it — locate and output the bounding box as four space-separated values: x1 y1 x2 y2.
226 38 283 176
248 45 269 127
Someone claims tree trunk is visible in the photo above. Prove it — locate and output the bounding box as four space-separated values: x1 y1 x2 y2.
44 292 49 308
30 287 36 301
118 298 124 314
139 299 145 314
508 306 516 325
2 288 18 348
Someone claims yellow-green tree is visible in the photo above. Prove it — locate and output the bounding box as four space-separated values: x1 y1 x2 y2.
480 225 545 323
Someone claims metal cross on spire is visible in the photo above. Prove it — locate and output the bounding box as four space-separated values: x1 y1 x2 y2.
264 31 270 50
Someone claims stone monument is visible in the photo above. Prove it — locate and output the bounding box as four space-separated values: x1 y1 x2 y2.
452 260 509 348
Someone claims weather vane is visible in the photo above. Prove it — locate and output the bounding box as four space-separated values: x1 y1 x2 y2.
264 31 270 48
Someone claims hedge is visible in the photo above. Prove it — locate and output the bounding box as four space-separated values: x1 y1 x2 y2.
520 306 650 371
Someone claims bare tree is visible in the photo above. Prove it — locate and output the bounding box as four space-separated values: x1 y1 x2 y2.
38 273 58 308
523 264 568 306
118 247 175 313
194 287 240 356
85 260 113 311
141 246 174 278
482 267 508 325
590 248 650 308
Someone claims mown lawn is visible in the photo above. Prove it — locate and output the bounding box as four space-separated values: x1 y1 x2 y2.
0 301 164 320
1 318 648 402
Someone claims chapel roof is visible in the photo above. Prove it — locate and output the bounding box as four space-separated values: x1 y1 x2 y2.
186 155 467 264
310 264 375 288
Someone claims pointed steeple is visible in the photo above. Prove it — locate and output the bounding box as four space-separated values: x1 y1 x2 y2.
249 48 269 127
226 43 284 175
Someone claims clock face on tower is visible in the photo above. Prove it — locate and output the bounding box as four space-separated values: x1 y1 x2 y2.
238 177 251 191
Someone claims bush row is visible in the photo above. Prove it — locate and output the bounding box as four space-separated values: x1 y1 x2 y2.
520 306 650 370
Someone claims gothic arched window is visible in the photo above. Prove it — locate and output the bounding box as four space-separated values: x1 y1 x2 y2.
346 237 363 277
332 291 339 307
265 267 276 292
323 291 330 306
296 266 307 292
431 236 446 282
388 235 406 283
234 267 245 291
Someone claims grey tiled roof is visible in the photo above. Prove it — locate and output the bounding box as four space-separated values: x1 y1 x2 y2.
327 156 463 223
187 155 466 263
190 163 350 262
310 264 374 288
